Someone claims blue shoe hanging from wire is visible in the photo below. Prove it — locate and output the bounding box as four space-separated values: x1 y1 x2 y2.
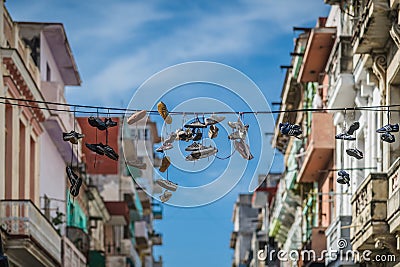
279 122 303 138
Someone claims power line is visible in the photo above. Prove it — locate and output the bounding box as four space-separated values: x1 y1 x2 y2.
0 96 400 116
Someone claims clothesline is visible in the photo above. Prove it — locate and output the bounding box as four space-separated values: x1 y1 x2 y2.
1 96 400 116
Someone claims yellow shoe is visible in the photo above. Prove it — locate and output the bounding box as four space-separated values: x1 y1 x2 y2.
159 156 171 173
157 101 172 124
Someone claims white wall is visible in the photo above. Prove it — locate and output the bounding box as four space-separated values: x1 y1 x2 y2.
39 129 67 234
40 32 64 85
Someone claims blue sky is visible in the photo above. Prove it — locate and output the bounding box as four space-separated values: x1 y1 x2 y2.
7 1 329 266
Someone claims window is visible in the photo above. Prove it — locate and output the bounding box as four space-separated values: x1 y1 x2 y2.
46 63 51 81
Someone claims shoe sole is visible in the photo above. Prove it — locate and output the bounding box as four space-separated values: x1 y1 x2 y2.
346 122 360 135
159 157 171 173
127 110 147 124
346 149 363 159
85 143 105 155
156 180 177 191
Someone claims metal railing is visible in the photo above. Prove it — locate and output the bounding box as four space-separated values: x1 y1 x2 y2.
0 200 61 263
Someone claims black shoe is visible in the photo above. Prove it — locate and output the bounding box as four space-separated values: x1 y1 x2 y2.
70 177 82 197
104 118 117 128
381 132 395 143
85 143 105 155
376 123 399 133
88 116 107 131
335 133 356 141
346 148 363 159
184 118 207 128
66 166 78 185
346 121 360 135
192 129 202 141
337 176 350 185
99 143 119 161
279 122 302 137
63 131 85 144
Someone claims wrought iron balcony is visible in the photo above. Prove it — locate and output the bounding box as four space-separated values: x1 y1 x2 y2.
0 200 62 266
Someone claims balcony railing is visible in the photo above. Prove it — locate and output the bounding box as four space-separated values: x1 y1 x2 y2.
0 200 62 263
135 221 149 249
66 226 90 258
387 157 400 233
351 173 390 251
62 236 87 267
121 239 141 265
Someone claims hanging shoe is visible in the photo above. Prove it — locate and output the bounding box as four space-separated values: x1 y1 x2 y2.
346 148 364 160
376 123 399 133
88 116 107 131
160 190 173 203
159 156 171 173
70 177 83 197
99 143 119 160
335 133 356 141
205 115 225 126
104 117 117 128
63 131 84 144
185 142 206 151
163 132 177 144
156 179 178 191
66 166 78 185
185 152 201 161
126 159 147 169
381 132 396 143
184 118 207 128
156 143 173 153
234 140 254 160
279 123 302 137
346 121 360 135
192 129 203 141
189 145 217 160
229 126 248 140
337 170 350 186
208 125 219 139
127 110 147 125
228 120 244 130
85 143 105 155
157 101 172 124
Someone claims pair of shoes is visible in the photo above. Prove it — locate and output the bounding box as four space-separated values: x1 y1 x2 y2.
126 159 147 169
185 142 206 151
63 131 84 144
208 125 219 139
88 116 117 131
176 128 193 142
156 143 173 153
234 139 254 160
127 110 147 124
157 101 172 124
204 115 225 126
228 118 249 140
160 190 173 203
279 122 302 138
86 143 119 161
66 166 82 197
156 179 178 191
185 146 218 161
184 117 207 128
337 170 350 185
335 122 359 140
346 148 363 159
159 156 171 173
377 123 398 143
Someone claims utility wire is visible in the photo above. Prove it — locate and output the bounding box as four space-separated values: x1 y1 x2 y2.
1 96 400 115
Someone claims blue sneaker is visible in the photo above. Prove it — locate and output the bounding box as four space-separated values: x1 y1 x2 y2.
376 123 399 133
337 170 350 185
279 122 302 137
381 132 395 143
335 133 356 141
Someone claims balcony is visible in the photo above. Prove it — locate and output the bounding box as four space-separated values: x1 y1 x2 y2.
62 236 87 267
152 203 163 220
302 227 327 265
387 158 400 233
121 239 141 266
0 200 61 266
151 232 163 246
325 216 352 266
41 81 82 163
66 226 90 258
135 221 149 249
298 24 336 83
351 173 391 251
105 202 129 226
297 113 335 183
351 0 391 54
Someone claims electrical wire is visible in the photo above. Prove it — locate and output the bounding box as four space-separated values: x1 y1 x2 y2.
1 96 400 115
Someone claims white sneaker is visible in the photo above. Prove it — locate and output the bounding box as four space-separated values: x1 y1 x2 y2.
126 160 147 169
156 143 173 152
163 132 177 144
156 179 178 191
127 110 147 125
234 140 253 160
160 190 173 202
208 125 219 139
205 115 225 126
